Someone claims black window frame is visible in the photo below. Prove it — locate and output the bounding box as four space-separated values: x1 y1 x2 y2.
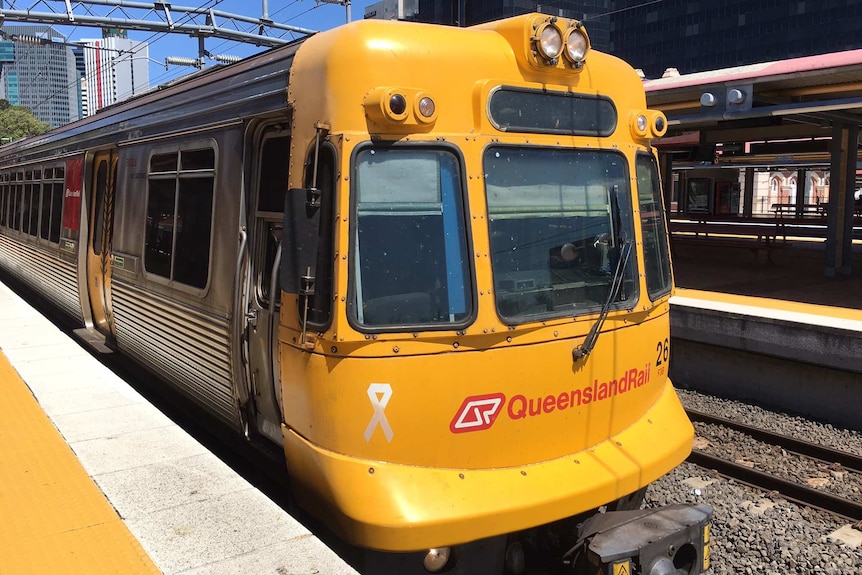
0 173 8 229
345 142 476 333
255 130 292 308
488 86 618 137
483 144 639 325
143 142 217 292
636 152 673 300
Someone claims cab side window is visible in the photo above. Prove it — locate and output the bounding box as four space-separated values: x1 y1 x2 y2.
637 153 672 299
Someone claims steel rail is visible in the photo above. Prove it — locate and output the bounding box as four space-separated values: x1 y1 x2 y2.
685 408 862 521
687 449 862 522
686 408 862 473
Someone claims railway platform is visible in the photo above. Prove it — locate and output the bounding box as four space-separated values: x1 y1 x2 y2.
669 241 862 431
0 280 358 575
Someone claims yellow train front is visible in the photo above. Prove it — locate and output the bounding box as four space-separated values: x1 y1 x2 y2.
277 14 711 574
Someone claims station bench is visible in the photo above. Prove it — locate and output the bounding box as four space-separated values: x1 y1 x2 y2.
771 203 827 218
669 221 780 264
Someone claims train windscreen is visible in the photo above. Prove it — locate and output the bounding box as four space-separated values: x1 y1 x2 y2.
350 147 472 329
484 146 637 323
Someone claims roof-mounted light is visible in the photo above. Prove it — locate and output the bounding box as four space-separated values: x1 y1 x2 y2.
563 27 589 66
363 87 438 128
415 94 437 123
649 111 668 138
534 23 563 62
630 110 668 140
630 111 649 139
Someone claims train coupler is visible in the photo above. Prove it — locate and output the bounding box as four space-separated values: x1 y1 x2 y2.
564 504 713 575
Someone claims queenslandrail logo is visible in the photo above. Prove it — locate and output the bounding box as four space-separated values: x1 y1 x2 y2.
449 364 652 433
449 393 506 433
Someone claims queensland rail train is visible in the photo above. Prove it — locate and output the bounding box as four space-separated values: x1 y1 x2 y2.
0 13 712 575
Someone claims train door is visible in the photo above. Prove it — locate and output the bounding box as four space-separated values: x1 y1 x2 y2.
243 126 291 443
86 150 118 339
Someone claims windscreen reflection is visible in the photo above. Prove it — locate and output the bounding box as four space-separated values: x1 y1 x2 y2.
484 147 636 323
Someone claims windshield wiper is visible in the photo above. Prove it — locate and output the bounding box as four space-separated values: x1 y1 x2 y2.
573 184 631 361
572 238 632 361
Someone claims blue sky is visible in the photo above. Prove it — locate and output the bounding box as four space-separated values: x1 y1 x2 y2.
46 0 379 85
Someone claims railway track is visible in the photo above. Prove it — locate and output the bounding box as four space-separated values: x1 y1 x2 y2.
685 408 862 522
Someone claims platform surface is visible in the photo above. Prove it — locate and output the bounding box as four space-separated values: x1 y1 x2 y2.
672 240 862 311
0 280 358 575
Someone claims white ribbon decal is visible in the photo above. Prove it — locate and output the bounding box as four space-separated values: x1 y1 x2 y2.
364 383 394 443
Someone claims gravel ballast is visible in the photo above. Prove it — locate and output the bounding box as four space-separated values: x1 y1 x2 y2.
643 389 862 574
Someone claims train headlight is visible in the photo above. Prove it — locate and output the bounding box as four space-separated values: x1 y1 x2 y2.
417 97 435 118
423 547 451 572
564 28 589 65
630 110 668 139
649 110 668 138
630 112 649 138
414 93 438 123
535 23 563 62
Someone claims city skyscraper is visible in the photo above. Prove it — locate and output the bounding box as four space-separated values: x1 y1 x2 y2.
365 1 611 52
610 0 862 78
79 29 149 117
0 25 80 128
364 0 419 20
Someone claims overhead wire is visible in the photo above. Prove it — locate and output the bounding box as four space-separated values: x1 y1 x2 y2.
113 0 334 103
582 0 665 22
8 1 346 118
199 0 310 68
33 0 320 112
22 0 226 117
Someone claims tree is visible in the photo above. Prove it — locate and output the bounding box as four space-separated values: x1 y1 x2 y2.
0 101 51 142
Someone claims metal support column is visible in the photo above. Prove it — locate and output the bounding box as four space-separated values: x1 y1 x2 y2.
795 168 807 218
825 123 858 277
659 151 674 218
743 167 754 218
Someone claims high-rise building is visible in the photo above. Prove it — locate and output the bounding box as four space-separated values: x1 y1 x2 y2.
71 46 87 119
0 25 80 128
0 40 17 106
610 0 862 79
79 29 149 117
366 1 611 52
364 0 419 20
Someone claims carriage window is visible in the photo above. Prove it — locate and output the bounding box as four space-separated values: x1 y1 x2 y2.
351 147 471 329
48 179 64 243
637 154 672 299
40 169 54 241
92 160 108 254
145 146 215 289
257 135 291 304
22 171 40 237
484 147 636 323
9 173 22 231
0 175 7 228
258 136 290 213
181 149 215 172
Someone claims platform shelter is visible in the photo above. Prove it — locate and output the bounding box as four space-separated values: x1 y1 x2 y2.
645 50 862 277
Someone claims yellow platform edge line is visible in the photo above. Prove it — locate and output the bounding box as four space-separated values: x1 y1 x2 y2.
0 350 162 575
675 287 862 322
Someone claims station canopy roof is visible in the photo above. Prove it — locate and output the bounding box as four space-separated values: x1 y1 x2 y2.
644 50 862 168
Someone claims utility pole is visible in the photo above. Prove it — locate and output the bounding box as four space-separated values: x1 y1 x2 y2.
318 0 351 23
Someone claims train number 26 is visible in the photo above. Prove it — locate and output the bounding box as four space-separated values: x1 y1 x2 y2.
655 338 670 366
